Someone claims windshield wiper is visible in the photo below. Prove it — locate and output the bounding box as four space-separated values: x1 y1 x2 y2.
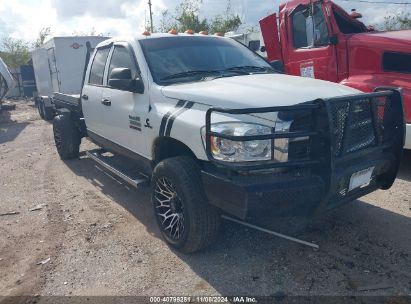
160 66 275 83
161 70 220 81
224 66 274 73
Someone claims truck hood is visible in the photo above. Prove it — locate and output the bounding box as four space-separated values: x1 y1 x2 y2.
161 74 359 109
348 30 411 53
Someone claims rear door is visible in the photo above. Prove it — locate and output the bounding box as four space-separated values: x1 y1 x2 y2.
47 47 60 92
81 46 111 136
101 43 150 157
285 2 338 82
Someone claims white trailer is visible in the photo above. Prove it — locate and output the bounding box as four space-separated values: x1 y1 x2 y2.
225 31 267 58
32 36 109 120
0 57 16 111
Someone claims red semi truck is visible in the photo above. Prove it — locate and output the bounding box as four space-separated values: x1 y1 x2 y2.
259 0 411 149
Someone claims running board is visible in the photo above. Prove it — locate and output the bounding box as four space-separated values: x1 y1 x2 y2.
86 150 149 189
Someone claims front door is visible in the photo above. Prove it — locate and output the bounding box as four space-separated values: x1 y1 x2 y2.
286 2 338 82
101 43 150 158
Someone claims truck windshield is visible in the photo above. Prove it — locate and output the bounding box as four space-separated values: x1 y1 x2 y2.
139 36 274 85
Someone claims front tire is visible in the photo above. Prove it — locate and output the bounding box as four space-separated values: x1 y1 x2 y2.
53 114 81 160
151 157 220 253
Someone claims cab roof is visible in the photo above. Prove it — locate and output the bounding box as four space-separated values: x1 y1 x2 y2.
97 32 223 47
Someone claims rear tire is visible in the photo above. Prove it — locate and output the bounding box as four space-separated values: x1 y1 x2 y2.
43 104 54 121
53 114 81 160
37 99 45 119
151 156 220 253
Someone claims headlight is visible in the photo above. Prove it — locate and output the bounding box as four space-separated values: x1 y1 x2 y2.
203 123 272 162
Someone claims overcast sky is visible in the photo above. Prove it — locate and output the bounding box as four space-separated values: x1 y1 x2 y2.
0 0 410 42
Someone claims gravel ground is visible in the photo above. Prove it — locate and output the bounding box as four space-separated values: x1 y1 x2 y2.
0 100 410 297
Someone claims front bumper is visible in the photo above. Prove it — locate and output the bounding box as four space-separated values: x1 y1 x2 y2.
405 123 411 150
202 153 394 219
202 89 405 220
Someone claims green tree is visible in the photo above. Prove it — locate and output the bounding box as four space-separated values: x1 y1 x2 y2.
153 0 242 34
34 27 51 48
157 9 179 33
0 37 31 68
209 0 242 34
209 15 242 34
383 12 411 30
175 0 209 32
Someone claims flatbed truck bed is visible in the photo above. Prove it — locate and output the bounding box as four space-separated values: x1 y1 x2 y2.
53 92 81 113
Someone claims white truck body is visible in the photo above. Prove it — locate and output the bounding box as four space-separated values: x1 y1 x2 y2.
31 48 53 97
81 35 361 162
32 36 109 97
225 31 267 57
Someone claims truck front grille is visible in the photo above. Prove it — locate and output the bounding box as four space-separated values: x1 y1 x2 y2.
331 98 378 156
205 89 401 172
288 114 312 160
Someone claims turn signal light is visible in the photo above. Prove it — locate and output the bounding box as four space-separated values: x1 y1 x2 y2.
168 29 178 35
142 31 151 36
185 29 194 35
199 31 209 35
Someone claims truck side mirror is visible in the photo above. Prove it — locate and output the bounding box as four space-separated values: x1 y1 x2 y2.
108 68 144 94
269 60 284 74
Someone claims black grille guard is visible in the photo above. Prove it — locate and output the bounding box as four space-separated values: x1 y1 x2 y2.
205 88 405 172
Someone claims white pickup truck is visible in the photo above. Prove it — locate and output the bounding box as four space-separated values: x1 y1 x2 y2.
52 33 405 253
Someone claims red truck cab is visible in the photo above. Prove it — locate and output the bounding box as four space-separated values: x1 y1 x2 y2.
260 0 411 149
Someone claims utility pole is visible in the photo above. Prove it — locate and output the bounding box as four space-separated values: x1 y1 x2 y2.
148 0 154 32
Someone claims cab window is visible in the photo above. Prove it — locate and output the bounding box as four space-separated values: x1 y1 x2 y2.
383 52 411 74
292 3 330 48
107 46 138 81
333 8 368 34
88 47 110 85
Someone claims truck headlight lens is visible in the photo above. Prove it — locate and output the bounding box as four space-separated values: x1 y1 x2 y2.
205 123 272 162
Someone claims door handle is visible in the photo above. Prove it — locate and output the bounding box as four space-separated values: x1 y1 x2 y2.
101 99 111 106
82 94 88 100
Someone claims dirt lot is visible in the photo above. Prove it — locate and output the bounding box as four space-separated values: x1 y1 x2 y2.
1 100 411 297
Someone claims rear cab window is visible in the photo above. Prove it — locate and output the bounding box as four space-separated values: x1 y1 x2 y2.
383 52 411 74
88 47 111 85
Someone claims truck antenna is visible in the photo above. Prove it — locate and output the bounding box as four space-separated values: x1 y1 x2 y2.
148 0 154 33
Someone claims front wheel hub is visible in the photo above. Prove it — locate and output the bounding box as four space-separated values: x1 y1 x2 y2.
154 177 185 240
